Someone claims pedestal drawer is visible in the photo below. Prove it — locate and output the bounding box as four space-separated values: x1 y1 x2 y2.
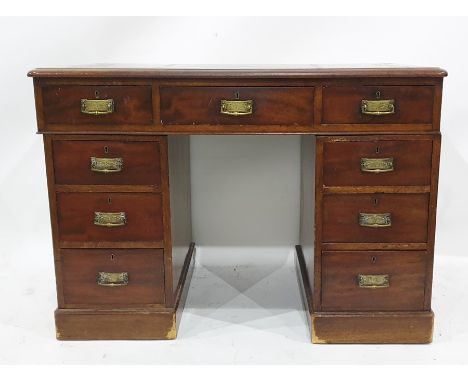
321 251 427 311
322 138 433 186
322 194 429 243
57 193 164 246
160 86 314 125
42 85 153 125
53 140 162 186
61 249 165 306
322 85 434 125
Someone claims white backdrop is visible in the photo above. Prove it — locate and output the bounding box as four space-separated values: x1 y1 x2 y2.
0 17 467 364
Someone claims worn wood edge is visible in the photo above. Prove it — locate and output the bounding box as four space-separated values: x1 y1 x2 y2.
323 186 431 194
27 67 448 78
320 134 438 142
54 243 196 340
49 134 166 142
43 136 65 306
294 245 313 341
159 135 174 306
321 243 428 251
311 311 434 344
58 241 165 249
54 308 176 341
36 124 436 135
55 185 161 193
37 129 444 137
424 134 441 309
313 139 324 311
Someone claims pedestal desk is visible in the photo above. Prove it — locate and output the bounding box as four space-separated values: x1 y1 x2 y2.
28 66 447 343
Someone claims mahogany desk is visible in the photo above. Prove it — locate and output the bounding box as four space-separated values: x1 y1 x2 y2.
28 66 447 343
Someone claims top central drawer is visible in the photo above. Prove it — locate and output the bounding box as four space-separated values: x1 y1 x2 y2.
160 87 315 125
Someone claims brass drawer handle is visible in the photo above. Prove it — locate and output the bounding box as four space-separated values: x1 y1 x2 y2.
359 212 392 228
81 99 115 115
361 99 395 115
361 157 394 173
94 212 126 227
97 272 129 287
220 100 253 116
90 157 123 173
358 274 390 288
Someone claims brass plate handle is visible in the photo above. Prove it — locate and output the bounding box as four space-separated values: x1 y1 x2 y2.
81 99 114 115
361 157 394 173
97 272 129 287
359 212 392 228
361 99 395 115
358 274 390 288
94 212 126 227
91 157 123 173
220 100 253 116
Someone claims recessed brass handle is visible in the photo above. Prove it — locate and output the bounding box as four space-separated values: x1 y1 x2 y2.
94 212 126 227
361 99 395 115
220 100 253 116
361 157 394 173
81 99 114 115
359 212 392 228
358 274 390 288
90 157 123 173
97 272 129 287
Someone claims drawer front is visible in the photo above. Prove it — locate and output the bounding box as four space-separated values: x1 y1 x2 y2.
160 86 314 125
322 139 433 186
322 194 429 243
53 140 162 186
42 85 153 125
61 249 165 305
322 85 434 124
321 251 427 311
57 193 164 244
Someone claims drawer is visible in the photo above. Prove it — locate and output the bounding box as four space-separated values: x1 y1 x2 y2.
42 85 153 125
160 86 314 125
61 249 165 306
57 193 164 245
322 138 433 186
53 140 162 186
322 85 434 124
322 194 429 243
321 251 427 311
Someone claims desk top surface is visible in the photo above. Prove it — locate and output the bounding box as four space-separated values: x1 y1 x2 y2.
28 65 448 79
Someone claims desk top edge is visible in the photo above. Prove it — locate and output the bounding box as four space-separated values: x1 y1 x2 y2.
28 66 448 79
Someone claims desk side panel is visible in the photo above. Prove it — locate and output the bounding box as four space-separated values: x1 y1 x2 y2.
168 136 193 299
300 135 316 303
